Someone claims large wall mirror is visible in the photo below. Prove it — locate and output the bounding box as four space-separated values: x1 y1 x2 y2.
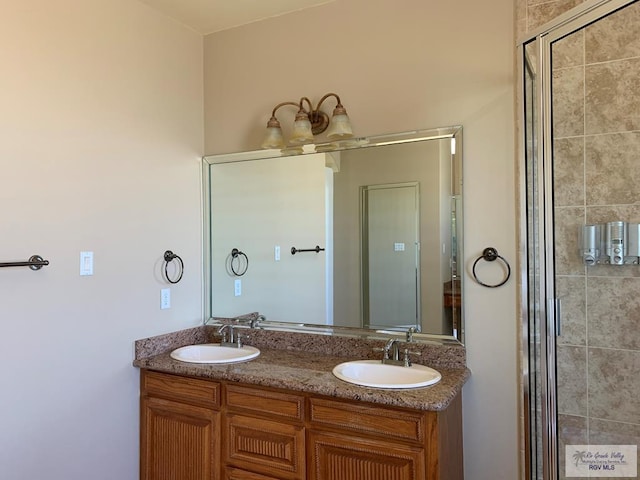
203 126 463 343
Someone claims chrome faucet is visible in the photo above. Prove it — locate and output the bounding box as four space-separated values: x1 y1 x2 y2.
382 339 402 364
218 324 242 348
378 338 421 367
406 327 416 343
250 314 265 329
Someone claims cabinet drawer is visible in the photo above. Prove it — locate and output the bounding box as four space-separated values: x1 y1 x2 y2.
142 370 220 409
309 397 426 443
225 384 304 422
224 414 305 480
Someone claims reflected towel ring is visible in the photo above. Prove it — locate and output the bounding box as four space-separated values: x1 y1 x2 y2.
472 247 511 288
230 248 248 276
163 250 184 284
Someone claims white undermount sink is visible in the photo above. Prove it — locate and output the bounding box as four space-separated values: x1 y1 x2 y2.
332 360 441 389
170 343 260 364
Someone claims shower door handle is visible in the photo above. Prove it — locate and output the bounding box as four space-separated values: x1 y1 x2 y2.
548 298 562 337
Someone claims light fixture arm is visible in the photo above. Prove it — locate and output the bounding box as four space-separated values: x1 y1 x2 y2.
306 93 344 135
314 92 342 113
261 92 352 149
266 93 346 136
270 101 300 119
299 96 313 114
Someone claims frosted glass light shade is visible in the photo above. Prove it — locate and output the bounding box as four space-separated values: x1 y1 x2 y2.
326 103 353 140
289 111 314 145
261 125 285 149
326 112 353 140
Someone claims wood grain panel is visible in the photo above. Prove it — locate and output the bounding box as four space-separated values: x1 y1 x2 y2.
430 393 464 480
225 384 304 422
224 467 282 480
142 370 220 409
308 430 426 480
224 414 305 480
141 396 219 480
309 397 425 443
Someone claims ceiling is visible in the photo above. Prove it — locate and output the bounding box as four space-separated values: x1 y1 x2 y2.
138 0 336 34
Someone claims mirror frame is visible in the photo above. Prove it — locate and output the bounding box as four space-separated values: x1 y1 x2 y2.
202 126 464 346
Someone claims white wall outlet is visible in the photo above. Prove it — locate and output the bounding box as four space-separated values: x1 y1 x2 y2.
160 288 171 309
234 279 242 296
275 245 280 261
80 251 94 276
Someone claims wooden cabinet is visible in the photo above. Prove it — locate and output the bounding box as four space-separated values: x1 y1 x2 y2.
223 384 306 479
307 396 463 480
140 370 463 480
224 414 304 479
140 372 221 480
308 430 425 480
307 397 427 480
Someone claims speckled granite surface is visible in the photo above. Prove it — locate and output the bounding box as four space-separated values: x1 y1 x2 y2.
133 326 470 412
135 326 206 359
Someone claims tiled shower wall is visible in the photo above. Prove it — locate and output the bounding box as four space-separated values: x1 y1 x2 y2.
552 2 640 474
517 0 640 478
517 0 587 38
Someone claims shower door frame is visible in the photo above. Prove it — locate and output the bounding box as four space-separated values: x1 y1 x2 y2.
518 0 637 478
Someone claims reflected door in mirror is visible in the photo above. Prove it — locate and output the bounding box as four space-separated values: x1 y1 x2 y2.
362 183 420 331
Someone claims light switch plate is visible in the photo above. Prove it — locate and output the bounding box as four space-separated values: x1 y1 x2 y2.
160 288 171 309
80 251 93 276
394 243 405 252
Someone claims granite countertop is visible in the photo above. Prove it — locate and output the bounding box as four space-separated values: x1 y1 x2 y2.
133 326 470 412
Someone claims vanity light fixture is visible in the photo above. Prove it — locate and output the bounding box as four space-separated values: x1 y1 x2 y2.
261 92 353 149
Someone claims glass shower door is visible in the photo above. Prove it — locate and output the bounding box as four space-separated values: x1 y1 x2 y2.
523 36 545 480
523 1 640 478
551 2 640 478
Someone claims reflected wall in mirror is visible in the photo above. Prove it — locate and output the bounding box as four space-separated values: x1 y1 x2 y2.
203 126 463 342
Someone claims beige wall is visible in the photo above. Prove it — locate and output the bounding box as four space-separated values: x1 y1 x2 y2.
204 1 518 478
0 1 203 478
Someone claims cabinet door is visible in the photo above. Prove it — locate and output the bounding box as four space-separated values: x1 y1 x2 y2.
308 430 426 480
224 414 305 480
141 396 220 480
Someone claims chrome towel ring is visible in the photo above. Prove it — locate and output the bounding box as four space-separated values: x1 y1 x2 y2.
230 248 248 276
163 250 184 284
472 247 511 288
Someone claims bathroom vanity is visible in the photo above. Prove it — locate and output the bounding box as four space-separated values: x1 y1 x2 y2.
141 370 462 480
134 327 469 480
